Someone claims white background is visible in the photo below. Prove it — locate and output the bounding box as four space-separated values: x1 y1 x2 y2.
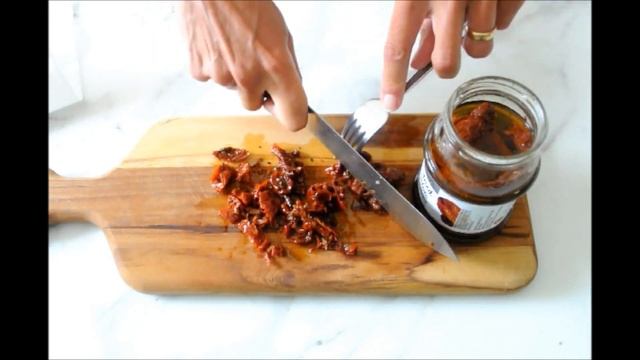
49 1 591 358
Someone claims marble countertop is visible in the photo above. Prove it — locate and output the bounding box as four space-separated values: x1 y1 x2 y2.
49 1 591 358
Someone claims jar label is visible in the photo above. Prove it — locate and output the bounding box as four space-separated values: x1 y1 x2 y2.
416 162 515 234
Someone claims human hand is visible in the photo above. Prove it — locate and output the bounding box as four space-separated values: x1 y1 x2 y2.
182 0 308 131
381 0 525 111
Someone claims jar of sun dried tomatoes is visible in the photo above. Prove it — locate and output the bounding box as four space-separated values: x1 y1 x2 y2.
413 76 548 243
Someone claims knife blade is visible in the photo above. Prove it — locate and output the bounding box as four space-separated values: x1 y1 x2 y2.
306 107 457 260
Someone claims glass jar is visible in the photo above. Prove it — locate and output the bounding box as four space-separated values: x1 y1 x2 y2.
412 76 548 243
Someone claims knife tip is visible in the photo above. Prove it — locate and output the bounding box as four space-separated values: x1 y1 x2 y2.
438 244 458 262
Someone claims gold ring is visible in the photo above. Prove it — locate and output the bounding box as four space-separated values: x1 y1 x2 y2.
468 28 495 41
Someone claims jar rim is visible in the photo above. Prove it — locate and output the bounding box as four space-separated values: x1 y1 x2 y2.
443 76 548 166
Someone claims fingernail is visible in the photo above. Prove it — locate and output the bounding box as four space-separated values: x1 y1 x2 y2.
383 94 399 111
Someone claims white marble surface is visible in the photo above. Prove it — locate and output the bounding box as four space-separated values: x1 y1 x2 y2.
49 1 591 358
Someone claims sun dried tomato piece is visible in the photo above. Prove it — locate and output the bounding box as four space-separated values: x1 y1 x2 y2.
230 188 253 206
257 189 281 224
213 147 249 162
504 125 533 152
453 102 494 143
235 162 253 183
342 243 358 256
210 164 236 193
219 194 246 224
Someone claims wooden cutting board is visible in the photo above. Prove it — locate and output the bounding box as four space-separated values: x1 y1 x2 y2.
49 114 538 294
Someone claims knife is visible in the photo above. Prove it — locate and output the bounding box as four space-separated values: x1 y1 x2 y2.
306 107 457 260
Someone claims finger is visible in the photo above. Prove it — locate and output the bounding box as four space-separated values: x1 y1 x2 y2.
237 81 265 111
431 1 466 78
463 0 497 59
181 2 208 81
496 0 524 30
199 25 235 87
381 1 429 111
189 46 209 82
264 82 308 131
205 56 236 88
287 32 302 79
410 18 435 70
263 54 308 131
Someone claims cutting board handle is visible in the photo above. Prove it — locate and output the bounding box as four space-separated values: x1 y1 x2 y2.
49 169 101 224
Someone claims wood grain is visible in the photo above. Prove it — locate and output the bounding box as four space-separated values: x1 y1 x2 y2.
49 114 538 294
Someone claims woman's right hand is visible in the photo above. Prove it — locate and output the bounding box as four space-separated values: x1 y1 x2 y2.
181 1 308 131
